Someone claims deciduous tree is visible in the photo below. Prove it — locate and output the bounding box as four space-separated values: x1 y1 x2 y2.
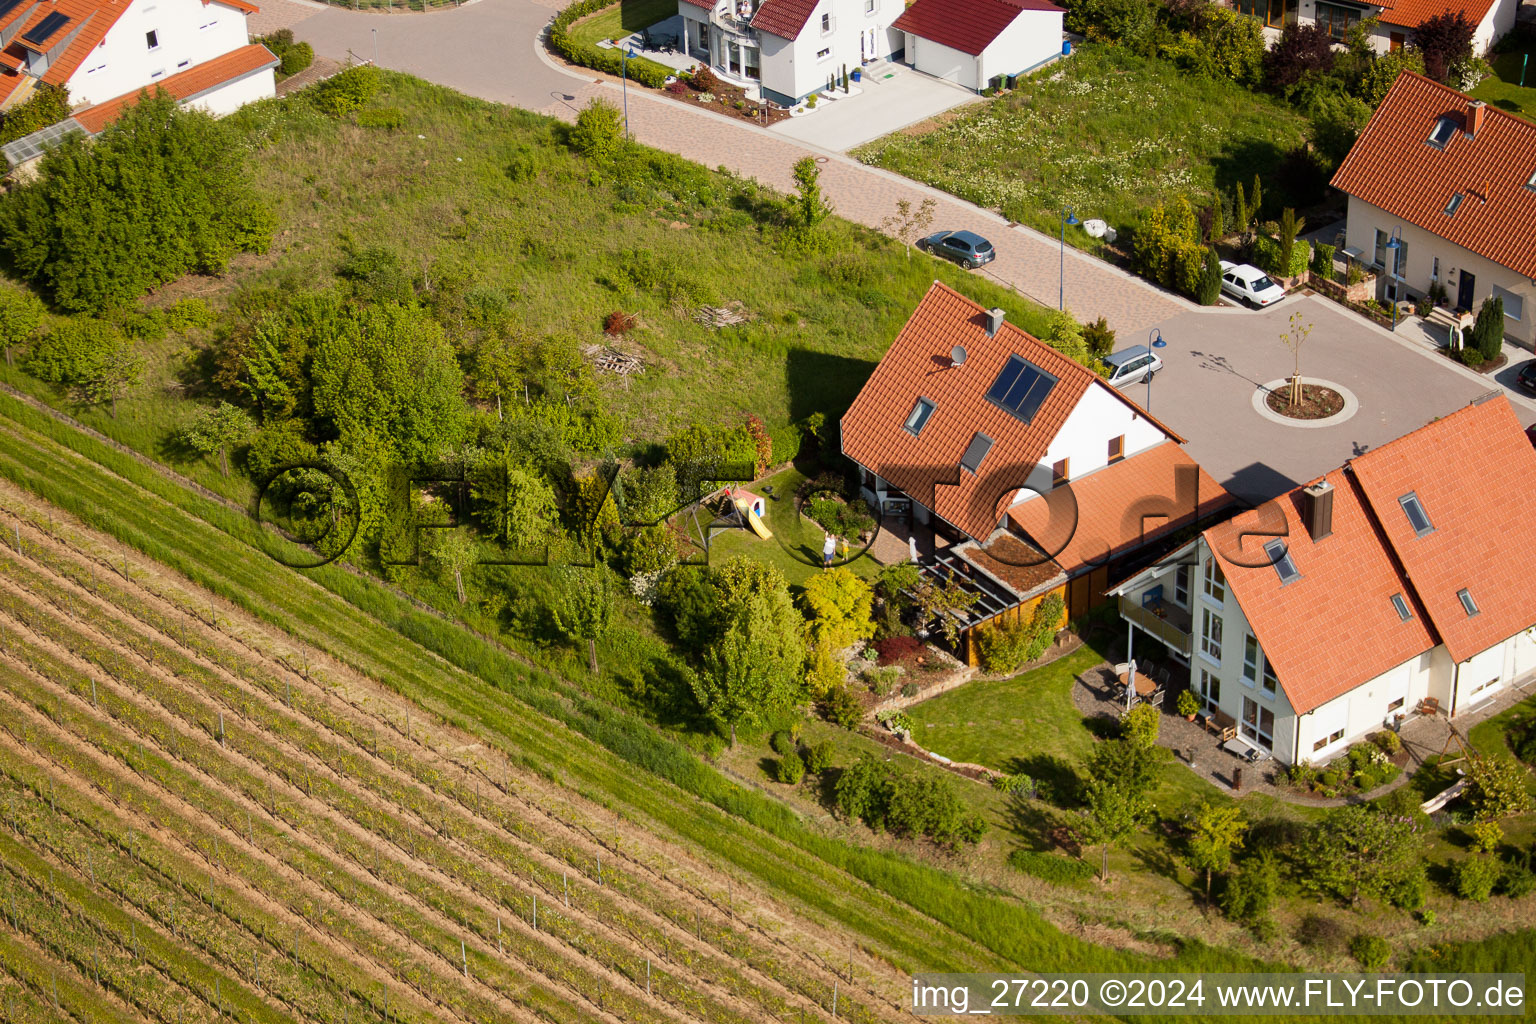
0 289 44 368
800 566 875 649
1187 800 1247 900
181 401 255 475
551 565 616 672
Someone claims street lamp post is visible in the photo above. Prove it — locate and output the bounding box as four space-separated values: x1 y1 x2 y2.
1059 209 1079 311
621 47 638 140
1384 227 1403 332
1146 329 1167 411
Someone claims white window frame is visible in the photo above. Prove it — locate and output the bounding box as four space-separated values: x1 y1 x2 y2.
1490 283 1524 322
864 0 877 13
820 11 833 34
1173 563 1190 608
1200 608 1223 664
1241 696 1274 750
816 45 831 60
146 29 160 50
1242 634 1260 685
1260 657 1278 697
1202 555 1225 604
1199 668 1221 713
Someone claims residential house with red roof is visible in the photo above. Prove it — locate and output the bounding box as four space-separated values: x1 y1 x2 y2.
0 0 275 165
841 281 1233 662
1234 0 1516 54
892 0 1063 93
1109 394 1536 765
1330 72 1535 349
676 0 1062 104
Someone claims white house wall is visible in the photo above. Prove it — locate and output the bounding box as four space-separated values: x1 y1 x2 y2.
184 64 273 116
905 32 978 89
976 8 1061 83
1010 383 1169 503
760 0 902 105
1293 650 1436 763
1344 194 1536 350
64 0 251 108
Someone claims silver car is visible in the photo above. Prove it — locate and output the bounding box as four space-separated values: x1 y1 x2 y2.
1103 345 1163 388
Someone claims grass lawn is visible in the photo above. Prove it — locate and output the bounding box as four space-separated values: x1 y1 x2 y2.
706 464 882 591
852 44 1309 246
1472 50 1536 123
567 0 679 49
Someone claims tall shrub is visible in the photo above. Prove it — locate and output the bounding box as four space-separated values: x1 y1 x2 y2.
0 95 272 312
1469 296 1505 364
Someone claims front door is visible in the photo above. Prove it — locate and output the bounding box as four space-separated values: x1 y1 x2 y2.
1389 31 1406 50
1458 270 1476 311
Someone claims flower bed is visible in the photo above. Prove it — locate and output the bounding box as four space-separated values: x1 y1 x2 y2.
1285 733 1407 798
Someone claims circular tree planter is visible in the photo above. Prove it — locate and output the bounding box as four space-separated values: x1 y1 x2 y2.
1252 377 1358 428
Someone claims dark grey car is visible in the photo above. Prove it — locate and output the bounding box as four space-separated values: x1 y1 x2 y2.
917 230 995 270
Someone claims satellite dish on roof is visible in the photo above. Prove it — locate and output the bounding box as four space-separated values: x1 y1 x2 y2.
950 345 968 366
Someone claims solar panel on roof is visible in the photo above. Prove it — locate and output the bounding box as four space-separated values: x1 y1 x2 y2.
985 354 1059 424
0 0 26 24
22 10 68 44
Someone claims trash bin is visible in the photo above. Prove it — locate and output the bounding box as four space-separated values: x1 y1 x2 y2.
1061 39 1073 56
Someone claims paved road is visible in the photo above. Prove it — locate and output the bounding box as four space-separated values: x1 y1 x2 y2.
277 0 1536 502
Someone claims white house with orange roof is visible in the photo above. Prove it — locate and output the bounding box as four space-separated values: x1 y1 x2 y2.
839 282 1233 661
1234 0 1516 53
1330 73 1536 349
1109 394 1536 765
0 0 275 164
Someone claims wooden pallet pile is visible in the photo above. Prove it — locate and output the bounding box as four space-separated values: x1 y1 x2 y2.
692 303 750 328
592 348 644 376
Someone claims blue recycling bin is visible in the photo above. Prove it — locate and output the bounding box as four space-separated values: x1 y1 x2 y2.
1062 39 1072 56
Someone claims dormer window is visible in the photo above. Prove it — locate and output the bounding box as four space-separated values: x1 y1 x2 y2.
1444 193 1464 216
903 397 935 436
1264 539 1300 584
1399 492 1433 536
1428 116 1457 148
1457 587 1479 616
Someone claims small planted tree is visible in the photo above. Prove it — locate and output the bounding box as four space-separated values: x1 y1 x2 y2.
791 156 832 229
180 401 254 475
1187 800 1247 900
881 197 937 258
800 565 876 649
1076 779 1148 881
426 529 478 604
1278 311 1314 406
552 565 616 673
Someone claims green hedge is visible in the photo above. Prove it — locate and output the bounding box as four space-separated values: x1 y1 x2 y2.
1252 236 1309 279
549 0 674 88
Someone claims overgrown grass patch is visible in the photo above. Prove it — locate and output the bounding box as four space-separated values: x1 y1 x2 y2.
852 45 1308 246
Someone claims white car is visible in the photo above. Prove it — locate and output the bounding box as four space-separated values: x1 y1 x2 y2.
1220 261 1286 308
1103 345 1163 388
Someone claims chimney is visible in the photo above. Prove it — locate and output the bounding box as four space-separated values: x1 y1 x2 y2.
1467 99 1485 138
1301 480 1333 542
984 307 1005 337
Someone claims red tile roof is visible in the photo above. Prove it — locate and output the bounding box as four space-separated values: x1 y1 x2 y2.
1202 395 1536 715
1376 0 1496 29
72 42 276 132
840 281 1182 542
0 0 258 109
1347 395 1536 665
892 0 1060 56
1330 72 1536 280
1007 440 1232 577
1205 469 1435 716
750 0 818 39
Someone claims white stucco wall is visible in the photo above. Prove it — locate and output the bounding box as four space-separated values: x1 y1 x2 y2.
1454 630 1536 712
1344 194 1536 350
758 0 902 103
1009 382 1171 500
976 8 1061 83
62 0 252 108
905 31 979 89
183 64 273 117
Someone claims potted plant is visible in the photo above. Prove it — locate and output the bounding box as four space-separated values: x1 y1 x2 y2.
851 67 862 82
1176 690 1200 721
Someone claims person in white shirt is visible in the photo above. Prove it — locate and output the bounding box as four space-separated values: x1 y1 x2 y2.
822 533 837 568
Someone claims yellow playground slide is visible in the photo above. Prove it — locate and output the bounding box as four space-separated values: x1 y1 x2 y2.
738 500 773 540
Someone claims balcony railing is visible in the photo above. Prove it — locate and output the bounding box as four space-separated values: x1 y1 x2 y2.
710 5 758 37
1119 594 1192 658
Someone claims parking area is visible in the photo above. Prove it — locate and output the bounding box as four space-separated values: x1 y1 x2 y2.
1137 293 1534 505
768 64 980 151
